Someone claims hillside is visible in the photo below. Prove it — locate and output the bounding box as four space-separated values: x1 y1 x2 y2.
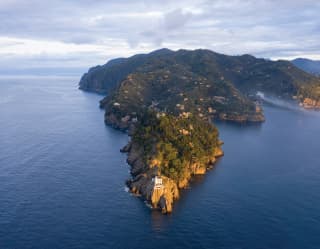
79 49 173 93
80 49 320 97
292 58 320 76
80 49 320 127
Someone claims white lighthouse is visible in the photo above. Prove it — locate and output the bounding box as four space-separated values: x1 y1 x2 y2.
152 176 163 189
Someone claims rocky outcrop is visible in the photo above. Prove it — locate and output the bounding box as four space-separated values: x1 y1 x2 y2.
176 146 224 188
105 113 131 131
151 177 179 213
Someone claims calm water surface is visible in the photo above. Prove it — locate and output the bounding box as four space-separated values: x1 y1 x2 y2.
0 77 320 249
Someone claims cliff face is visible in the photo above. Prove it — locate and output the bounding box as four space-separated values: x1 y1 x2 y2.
78 60 123 93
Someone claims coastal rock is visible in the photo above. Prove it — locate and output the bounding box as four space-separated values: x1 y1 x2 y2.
129 173 151 196
126 142 147 177
105 113 130 131
120 142 132 152
130 158 146 176
126 142 143 165
190 162 207 175
126 168 179 213
178 178 189 189
150 176 179 213
214 147 224 157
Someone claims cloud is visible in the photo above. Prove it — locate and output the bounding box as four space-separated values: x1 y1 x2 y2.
163 9 193 30
0 0 319 74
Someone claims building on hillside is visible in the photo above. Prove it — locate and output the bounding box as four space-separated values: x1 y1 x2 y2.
152 176 163 190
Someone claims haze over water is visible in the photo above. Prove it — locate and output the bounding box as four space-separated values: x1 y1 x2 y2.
0 77 320 249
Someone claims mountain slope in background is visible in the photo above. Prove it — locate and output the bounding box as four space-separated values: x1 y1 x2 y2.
292 58 320 76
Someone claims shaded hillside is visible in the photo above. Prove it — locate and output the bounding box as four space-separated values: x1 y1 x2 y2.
292 58 320 76
79 48 173 93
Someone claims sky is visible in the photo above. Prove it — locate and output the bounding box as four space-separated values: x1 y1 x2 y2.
0 0 319 75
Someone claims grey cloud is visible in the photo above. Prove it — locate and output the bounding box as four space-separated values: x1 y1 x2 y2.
0 0 319 72
134 8 194 47
163 9 193 30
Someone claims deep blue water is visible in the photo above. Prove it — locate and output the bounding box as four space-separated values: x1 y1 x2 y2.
0 77 320 249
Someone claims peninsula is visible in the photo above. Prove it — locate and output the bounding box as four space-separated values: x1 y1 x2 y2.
79 48 320 213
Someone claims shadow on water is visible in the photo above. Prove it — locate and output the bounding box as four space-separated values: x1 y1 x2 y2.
170 157 224 211
151 209 173 232
189 157 223 188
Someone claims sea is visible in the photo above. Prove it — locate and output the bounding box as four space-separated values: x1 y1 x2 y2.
0 76 319 249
